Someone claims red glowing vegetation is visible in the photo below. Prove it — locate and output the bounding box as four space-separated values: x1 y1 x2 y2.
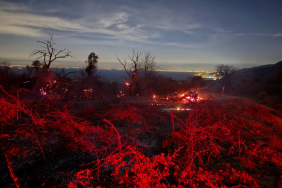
4 152 20 188
1 85 282 187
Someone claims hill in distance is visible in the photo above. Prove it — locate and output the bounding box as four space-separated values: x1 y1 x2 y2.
207 61 282 110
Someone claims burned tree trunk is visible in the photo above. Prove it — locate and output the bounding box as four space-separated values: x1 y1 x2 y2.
117 49 141 97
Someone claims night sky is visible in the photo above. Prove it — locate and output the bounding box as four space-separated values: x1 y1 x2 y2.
0 0 282 71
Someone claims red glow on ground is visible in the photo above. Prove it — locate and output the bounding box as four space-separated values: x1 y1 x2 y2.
1 85 282 187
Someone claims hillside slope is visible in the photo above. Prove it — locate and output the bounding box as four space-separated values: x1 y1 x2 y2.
207 61 282 109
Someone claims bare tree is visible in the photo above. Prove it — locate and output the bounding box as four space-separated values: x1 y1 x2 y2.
116 49 142 96
214 64 239 79
30 34 74 69
141 52 156 79
29 34 75 96
139 52 159 95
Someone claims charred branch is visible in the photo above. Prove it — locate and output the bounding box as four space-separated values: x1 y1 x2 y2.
30 34 75 69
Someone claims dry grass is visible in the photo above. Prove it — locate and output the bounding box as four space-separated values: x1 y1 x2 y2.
1 86 282 187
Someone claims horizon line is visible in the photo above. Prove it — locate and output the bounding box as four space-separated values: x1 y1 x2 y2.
8 64 211 72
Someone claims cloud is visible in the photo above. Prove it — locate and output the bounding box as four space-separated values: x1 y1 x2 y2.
184 31 194 35
116 24 130 29
235 33 282 37
0 12 82 32
0 2 85 36
0 4 157 43
0 1 226 49
133 5 203 35
0 25 42 37
274 33 282 37
165 42 204 48
0 1 27 11
100 12 129 27
214 29 231 33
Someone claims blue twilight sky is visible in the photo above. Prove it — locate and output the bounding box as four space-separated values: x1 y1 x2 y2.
0 0 282 71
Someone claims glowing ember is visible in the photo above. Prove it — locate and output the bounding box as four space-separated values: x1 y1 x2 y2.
162 108 192 112
40 87 47 96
